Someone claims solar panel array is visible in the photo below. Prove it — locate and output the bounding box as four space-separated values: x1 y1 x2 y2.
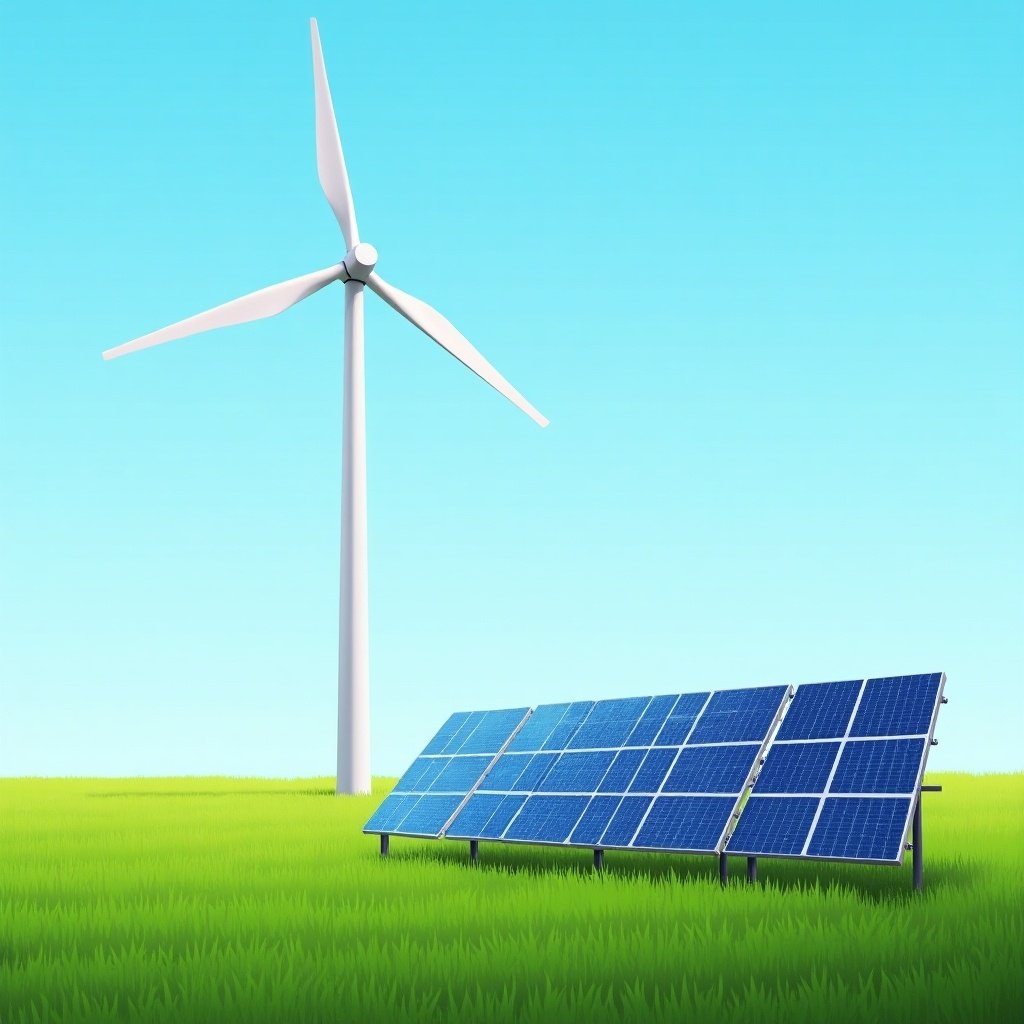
725 674 945 864
363 707 530 838
364 673 944 870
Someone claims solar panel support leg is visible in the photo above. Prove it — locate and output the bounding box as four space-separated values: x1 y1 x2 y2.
593 849 604 871
380 834 389 858
469 840 479 864
913 795 923 892
719 853 728 886
746 857 757 883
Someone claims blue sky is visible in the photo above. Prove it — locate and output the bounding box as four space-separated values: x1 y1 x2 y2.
1 1 1020 777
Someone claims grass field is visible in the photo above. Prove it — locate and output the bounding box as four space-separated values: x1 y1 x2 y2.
1 773 1021 1023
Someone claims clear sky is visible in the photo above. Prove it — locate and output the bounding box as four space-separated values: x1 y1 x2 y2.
1 1 1020 777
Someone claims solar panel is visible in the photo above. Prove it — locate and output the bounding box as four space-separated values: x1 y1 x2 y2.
726 673 944 864
363 706 531 838
446 686 791 854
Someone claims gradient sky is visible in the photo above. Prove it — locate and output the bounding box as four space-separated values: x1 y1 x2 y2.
1 1 1021 777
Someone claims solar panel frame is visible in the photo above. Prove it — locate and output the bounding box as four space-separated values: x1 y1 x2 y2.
363 706 533 839
445 685 793 855
725 672 946 865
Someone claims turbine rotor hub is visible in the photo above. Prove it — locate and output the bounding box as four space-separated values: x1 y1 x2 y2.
343 242 378 283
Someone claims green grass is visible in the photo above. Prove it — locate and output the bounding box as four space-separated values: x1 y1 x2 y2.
1 773 1021 1023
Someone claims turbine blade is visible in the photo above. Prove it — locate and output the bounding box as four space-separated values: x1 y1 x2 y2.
102 263 344 360
366 272 549 427
311 18 359 249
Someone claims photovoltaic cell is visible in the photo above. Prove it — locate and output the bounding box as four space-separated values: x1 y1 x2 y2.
752 742 839 795
727 797 819 856
567 697 650 750
687 686 789 744
663 745 760 794
364 706 531 837
633 797 736 852
726 673 944 864
849 674 942 737
569 796 621 845
539 750 616 793
830 738 925 794
504 796 591 843
601 796 653 846
774 680 862 741
806 797 913 862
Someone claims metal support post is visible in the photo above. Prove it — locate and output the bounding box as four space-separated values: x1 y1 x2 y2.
594 848 604 871
747 856 757 883
380 833 389 858
911 785 941 891
469 840 479 864
719 853 728 886
912 795 923 891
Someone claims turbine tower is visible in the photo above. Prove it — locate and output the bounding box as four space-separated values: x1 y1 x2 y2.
103 19 548 795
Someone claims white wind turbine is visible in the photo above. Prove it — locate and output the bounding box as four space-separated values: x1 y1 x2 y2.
103 18 549 795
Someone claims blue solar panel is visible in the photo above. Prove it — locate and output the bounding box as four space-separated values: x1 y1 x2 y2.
446 793 528 839
569 796 621 845
663 745 759 794
775 680 862 740
806 797 912 862
395 795 465 836
687 686 790 743
654 692 709 746
567 697 650 750
626 694 678 746
754 742 840 794
364 706 531 837
633 797 736 852
600 796 652 847
598 749 645 793
442 793 503 835
364 794 420 833
850 675 942 737
538 750 616 792
727 672 944 863
830 738 925 794
459 707 540 754
474 752 533 791
421 713 473 756
627 748 677 793
478 795 528 839
427 756 493 793
542 702 596 750
391 756 448 792
435 711 485 755
504 703 580 753
726 797 819 856
504 796 590 843
444 686 788 852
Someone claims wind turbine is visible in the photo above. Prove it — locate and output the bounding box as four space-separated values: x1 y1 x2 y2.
103 19 549 795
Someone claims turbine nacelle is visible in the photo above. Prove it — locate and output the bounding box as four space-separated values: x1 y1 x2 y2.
342 243 378 284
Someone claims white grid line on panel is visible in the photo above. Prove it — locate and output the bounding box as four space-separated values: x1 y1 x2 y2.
498 693 687 845
713 685 794 853
799 679 867 857
621 690 716 849
436 708 533 837
584 695 657 799
771 732 929 746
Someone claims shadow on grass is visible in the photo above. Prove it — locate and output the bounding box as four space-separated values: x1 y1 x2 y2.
376 837 976 903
